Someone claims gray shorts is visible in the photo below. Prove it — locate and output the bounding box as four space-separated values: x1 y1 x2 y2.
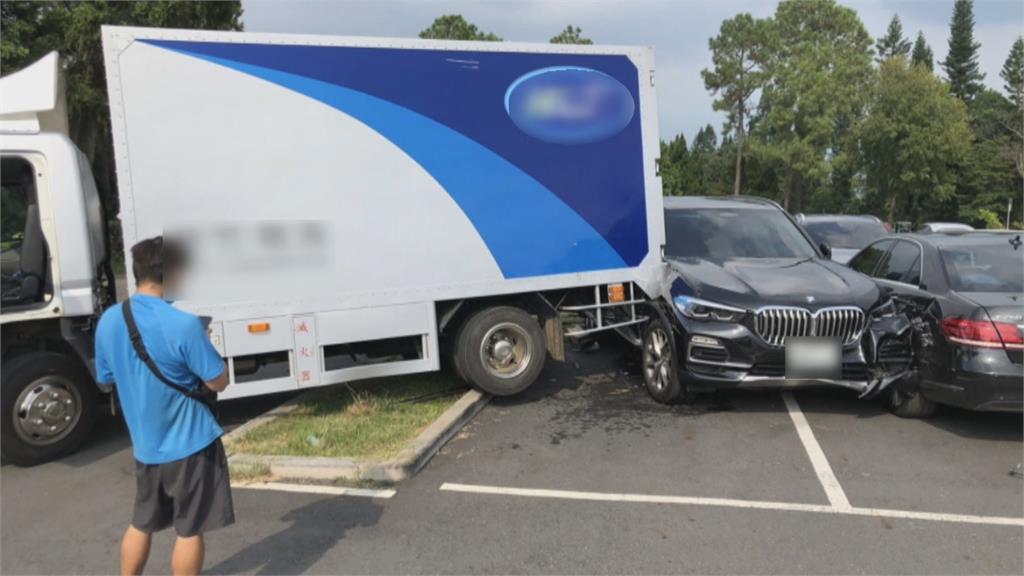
132 438 235 537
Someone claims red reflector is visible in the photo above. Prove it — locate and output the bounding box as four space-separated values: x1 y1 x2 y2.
942 317 1023 350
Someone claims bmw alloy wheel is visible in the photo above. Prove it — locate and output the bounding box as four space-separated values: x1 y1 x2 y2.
644 325 673 392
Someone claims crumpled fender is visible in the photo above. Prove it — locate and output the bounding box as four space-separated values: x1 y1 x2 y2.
857 295 923 399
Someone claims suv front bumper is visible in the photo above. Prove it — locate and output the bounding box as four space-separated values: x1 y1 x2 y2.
673 311 911 396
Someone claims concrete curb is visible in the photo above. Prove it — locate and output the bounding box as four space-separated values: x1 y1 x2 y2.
226 388 490 483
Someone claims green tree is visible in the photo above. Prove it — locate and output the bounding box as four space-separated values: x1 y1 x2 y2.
685 125 735 196
0 1 243 253
659 135 691 196
942 0 985 102
701 13 771 195
550 25 592 45
753 0 874 212
999 38 1024 183
858 57 971 225
1001 37 1024 110
958 89 1023 225
911 31 934 71
419 14 501 41
875 15 911 62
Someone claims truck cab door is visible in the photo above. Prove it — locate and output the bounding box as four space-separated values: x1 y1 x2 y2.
1 155 50 311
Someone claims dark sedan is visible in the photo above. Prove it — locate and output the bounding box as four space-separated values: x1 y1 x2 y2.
848 231 1023 416
641 196 912 404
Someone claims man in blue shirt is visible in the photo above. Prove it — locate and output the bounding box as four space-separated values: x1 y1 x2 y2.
95 237 232 576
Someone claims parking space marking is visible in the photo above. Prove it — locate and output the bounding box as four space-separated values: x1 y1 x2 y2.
233 481 396 499
440 483 1024 527
782 391 852 511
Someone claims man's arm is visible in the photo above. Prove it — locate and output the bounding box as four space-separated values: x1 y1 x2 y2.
183 316 230 394
204 364 229 393
94 317 115 385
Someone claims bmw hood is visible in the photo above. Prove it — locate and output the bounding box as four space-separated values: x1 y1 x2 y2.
666 257 881 311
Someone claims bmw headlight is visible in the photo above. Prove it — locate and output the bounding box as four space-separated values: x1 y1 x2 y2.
673 295 746 322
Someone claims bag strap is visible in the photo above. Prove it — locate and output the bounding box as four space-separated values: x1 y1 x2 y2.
122 299 201 398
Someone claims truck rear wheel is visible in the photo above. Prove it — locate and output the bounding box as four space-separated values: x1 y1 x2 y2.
1 352 98 466
454 306 545 396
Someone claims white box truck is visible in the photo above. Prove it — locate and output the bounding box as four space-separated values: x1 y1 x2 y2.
0 27 665 465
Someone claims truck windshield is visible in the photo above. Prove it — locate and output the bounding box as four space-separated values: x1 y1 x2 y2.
802 219 888 249
941 237 1024 293
664 207 818 260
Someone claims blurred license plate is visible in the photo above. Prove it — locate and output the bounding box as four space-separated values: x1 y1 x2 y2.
785 338 840 379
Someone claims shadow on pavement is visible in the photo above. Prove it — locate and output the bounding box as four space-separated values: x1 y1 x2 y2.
207 496 383 575
493 336 1021 447
919 406 1022 443
789 388 1022 442
1 391 297 469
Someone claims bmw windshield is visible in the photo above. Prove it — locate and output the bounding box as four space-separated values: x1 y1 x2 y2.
664 207 818 260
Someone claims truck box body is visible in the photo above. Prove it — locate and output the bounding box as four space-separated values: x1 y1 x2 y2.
101 26 665 398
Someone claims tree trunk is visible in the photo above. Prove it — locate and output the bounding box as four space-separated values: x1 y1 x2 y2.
888 191 898 226
733 106 744 196
792 176 803 213
782 166 793 211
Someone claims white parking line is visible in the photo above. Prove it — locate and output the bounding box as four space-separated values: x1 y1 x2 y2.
781 391 852 511
233 481 396 499
439 483 1024 527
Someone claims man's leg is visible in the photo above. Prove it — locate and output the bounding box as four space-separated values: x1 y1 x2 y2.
120 525 152 576
171 534 204 576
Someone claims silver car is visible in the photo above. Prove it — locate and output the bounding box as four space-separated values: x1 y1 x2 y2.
796 214 889 264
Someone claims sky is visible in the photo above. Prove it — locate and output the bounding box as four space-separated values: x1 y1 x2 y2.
240 0 1024 144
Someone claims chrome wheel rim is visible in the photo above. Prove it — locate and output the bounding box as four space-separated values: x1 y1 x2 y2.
12 376 82 446
643 326 672 392
480 322 532 379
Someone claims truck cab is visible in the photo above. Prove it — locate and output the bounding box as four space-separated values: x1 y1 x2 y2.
1 52 114 465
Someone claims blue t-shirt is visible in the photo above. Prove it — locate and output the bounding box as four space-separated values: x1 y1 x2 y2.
95 294 225 464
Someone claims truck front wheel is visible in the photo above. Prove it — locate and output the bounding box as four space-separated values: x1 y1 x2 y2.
454 306 546 396
1 352 98 466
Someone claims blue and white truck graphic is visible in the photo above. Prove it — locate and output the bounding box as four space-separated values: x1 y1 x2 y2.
0 27 665 464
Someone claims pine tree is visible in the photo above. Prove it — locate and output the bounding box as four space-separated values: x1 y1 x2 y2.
875 15 911 62
419 15 502 41
1001 37 1024 110
701 13 772 195
942 0 985 101
550 25 593 45
911 31 934 71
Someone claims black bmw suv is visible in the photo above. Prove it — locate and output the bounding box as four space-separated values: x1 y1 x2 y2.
642 196 911 404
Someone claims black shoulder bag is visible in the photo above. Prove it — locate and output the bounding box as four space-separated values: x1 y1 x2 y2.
122 300 218 412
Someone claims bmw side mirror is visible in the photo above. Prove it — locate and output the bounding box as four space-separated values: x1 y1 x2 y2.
819 242 832 260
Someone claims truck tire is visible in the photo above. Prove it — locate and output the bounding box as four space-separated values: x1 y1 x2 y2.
1 352 98 466
454 306 545 396
885 385 937 418
641 317 694 404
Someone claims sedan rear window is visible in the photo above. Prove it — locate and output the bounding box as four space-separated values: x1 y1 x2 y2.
665 207 817 260
941 239 1024 293
802 220 888 249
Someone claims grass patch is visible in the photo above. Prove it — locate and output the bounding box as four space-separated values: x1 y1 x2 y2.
230 373 466 461
230 461 273 483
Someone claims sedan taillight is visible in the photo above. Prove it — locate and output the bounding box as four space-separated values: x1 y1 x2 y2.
941 317 1024 350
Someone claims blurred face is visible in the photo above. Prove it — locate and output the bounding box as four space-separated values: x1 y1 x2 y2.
162 266 184 300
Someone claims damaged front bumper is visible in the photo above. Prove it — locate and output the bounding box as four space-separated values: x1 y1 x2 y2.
670 299 914 398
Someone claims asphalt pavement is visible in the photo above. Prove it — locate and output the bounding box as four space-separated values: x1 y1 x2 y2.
2 341 1022 574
